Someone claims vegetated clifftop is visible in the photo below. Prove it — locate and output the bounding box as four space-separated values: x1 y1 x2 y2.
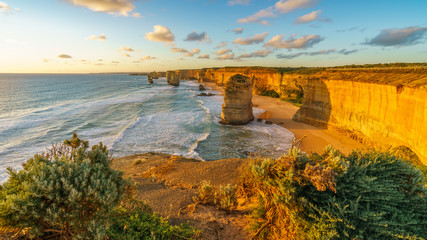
167 67 427 164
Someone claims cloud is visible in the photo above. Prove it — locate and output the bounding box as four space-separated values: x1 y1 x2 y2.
58 54 72 59
276 48 358 59
141 56 156 60
112 61 119 64
294 10 321 24
0 1 14 15
274 0 318 14
184 31 210 42
191 48 201 54
62 0 138 16
171 47 194 57
145 25 175 43
122 53 131 57
228 0 250 6
216 48 232 55
365 26 427 47
264 34 323 49
215 41 228 49
233 32 268 45
118 46 134 52
198 54 210 59
232 27 244 34
216 53 235 60
338 49 358 55
238 0 318 25
238 49 272 59
178 57 185 61
171 47 189 53
238 7 275 25
87 34 107 41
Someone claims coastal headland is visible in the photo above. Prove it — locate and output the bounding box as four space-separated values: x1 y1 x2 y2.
166 66 427 164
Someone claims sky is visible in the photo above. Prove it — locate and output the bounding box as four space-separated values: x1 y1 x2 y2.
0 0 426 73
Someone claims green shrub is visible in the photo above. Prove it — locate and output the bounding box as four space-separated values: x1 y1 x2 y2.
0 134 130 239
243 147 427 240
107 207 201 240
260 89 280 98
193 181 238 211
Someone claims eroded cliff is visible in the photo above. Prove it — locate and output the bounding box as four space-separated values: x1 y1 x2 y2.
166 67 427 164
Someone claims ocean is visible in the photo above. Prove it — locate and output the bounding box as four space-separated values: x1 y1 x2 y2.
0 74 293 182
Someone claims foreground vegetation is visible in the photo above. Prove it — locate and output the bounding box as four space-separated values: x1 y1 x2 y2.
0 134 200 239
240 146 427 240
1 134 426 239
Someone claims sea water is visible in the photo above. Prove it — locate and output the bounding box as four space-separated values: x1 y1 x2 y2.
0 74 293 182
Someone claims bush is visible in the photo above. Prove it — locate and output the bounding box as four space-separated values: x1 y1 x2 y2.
0 134 130 239
107 207 201 240
193 181 238 211
260 89 280 98
242 147 427 240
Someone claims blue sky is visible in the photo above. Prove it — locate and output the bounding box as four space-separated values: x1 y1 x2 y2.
0 0 426 73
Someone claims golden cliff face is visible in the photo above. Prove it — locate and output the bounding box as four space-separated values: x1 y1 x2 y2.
166 67 427 164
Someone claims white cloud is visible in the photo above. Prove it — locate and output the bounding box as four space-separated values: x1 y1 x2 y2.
238 7 275 25
264 34 323 49
198 54 210 59
63 0 139 16
58 54 72 59
118 46 134 52
275 0 317 14
233 32 268 45
238 0 318 25
216 53 235 60
0 1 14 15
232 27 244 34
294 10 321 24
216 48 232 55
145 25 175 43
141 56 156 60
215 41 228 49
191 48 201 54
276 48 358 59
87 34 107 41
228 0 250 6
122 53 131 57
366 26 427 47
171 47 189 53
238 49 272 59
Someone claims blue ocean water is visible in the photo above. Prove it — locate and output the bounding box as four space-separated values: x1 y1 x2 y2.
0 74 293 182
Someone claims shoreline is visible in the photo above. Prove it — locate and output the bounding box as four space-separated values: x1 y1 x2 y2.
202 81 366 155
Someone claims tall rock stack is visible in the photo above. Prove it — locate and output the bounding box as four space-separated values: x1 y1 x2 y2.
148 75 153 84
166 71 180 86
220 74 254 125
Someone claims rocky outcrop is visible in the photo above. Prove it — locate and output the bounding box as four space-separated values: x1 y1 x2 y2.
220 74 254 125
148 75 153 84
199 84 206 91
166 71 180 86
293 72 427 164
166 67 427 163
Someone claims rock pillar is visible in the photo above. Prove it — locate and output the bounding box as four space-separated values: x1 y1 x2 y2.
220 74 254 125
166 71 180 86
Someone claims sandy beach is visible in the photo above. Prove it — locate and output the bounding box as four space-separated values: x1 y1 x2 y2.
203 81 366 155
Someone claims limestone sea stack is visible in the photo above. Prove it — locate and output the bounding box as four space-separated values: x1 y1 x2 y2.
166 71 180 86
148 75 153 84
220 74 254 125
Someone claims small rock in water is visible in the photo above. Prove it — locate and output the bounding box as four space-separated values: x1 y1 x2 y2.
257 119 262 122
265 120 273 125
199 84 206 91
198 92 215 97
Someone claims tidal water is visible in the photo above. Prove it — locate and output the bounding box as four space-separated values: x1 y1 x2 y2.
0 74 293 182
